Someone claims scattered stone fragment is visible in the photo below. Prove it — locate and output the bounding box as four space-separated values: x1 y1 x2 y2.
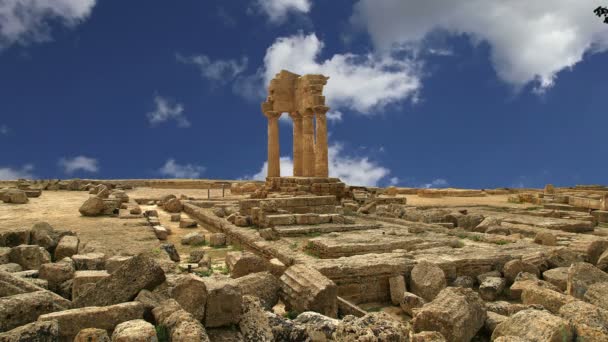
0 290 71 331
72 252 105 270
38 260 74 291
503 259 540 284
9 245 51 270
510 273 561 300
209 233 226 247
0 263 22 273
0 321 60 341
164 198 183 213
559 300 608 341
170 274 207 321
73 254 166 307
1 189 29 204
452 275 475 288
411 331 447 342
268 258 287 277
389 275 406 305
161 243 180 262
485 311 508 334
226 251 268 278
181 232 205 246
542 267 569 291
0 228 31 247
520 282 574 314
179 218 197 228
412 287 486 342
567 262 608 299
111 319 157 342
239 296 274 342
479 277 506 301
203 278 242 328
410 261 447 301
335 312 410 341
280 264 338 318
583 282 608 310
38 302 144 341
153 225 168 240
79 196 105 216
170 213 181 222
0 269 46 297
54 235 79 260
105 255 133 274
232 271 280 310
72 270 110 300
474 216 502 233
259 228 279 241
400 291 425 316
152 299 210 342
547 247 585 268
534 231 557 246
491 309 573 342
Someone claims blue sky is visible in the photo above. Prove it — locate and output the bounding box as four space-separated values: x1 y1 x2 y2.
1 0 607 188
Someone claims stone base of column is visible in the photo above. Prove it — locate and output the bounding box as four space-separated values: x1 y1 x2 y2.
265 176 346 199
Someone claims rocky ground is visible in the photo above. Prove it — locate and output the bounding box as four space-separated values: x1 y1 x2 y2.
1 181 607 341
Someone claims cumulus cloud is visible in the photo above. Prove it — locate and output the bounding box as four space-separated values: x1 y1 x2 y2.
177 53 248 83
147 96 190 128
159 159 205 179
261 33 421 114
421 178 449 189
0 0 96 50
352 0 608 91
59 156 99 174
254 0 311 23
0 164 35 180
246 143 391 186
0 125 8 135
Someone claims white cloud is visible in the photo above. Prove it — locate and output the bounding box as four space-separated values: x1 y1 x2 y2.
0 0 96 50
262 33 421 114
352 0 608 91
0 164 35 180
326 111 343 122
254 0 311 23
177 53 248 83
246 143 391 186
59 156 98 174
0 125 8 135
421 178 448 189
159 159 205 179
147 96 190 128
389 177 399 186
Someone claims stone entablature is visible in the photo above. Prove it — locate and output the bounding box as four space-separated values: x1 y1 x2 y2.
261 70 330 178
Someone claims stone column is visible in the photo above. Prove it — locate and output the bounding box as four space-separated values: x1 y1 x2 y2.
265 111 281 178
289 112 303 177
314 106 329 178
301 109 316 177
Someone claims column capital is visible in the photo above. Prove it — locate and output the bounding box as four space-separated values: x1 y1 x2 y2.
314 106 330 116
264 111 281 120
288 111 302 120
301 108 315 117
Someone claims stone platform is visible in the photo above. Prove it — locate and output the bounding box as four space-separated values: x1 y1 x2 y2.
265 177 345 198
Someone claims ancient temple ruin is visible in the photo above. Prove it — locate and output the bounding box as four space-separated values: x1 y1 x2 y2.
261 70 330 178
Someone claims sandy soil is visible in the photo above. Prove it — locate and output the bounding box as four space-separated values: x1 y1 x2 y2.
406 194 534 208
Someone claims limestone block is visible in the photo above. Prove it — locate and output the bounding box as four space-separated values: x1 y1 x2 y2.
152 299 210 342
543 267 569 291
334 312 410 341
232 271 280 310
72 253 105 270
9 245 51 270
479 277 506 301
105 255 133 274
54 235 79 260
502 259 539 283
79 196 105 216
583 282 608 310
0 228 31 247
534 231 557 246
209 233 226 247
38 302 144 341
412 287 486 342
226 251 269 278
389 275 406 305
170 274 207 321
521 283 574 314
73 254 165 307
559 300 608 341
181 232 204 246
203 278 243 328
491 309 573 342
410 261 447 301
400 292 425 316
0 321 59 341
153 226 168 240
0 290 71 332
294 213 320 225
164 198 183 213
38 260 74 291
0 247 10 264
72 270 110 300
111 319 157 342
279 264 337 317
567 262 608 299
74 328 110 342
170 213 181 222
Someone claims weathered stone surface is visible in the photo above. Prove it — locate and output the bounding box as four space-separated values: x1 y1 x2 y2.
161 243 180 262
170 213 181 222
1 189 28 204
474 216 502 233
73 328 110 342
9 245 51 270
479 277 506 301
72 252 105 270
179 218 197 228
452 275 475 288
567 262 608 299
412 287 486 342
30 222 57 251
232 271 280 310
0 290 71 332
72 270 110 299
457 214 484 230
226 251 268 278
105 255 133 274
0 228 30 247
547 247 584 268
0 263 22 273
152 299 210 342
38 302 144 341
188 249 205 263
181 232 204 245
293 311 339 341
509 273 561 300
521 283 574 314
170 274 207 321
491 309 573 342
239 296 273 342
503 259 539 283
584 282 608 310
0 321 59 342
268 258 287 277
534 231 557 246
74 254 166 307
543 267 569 291
54 235 79 260
164 198 183 213
485 311 507 335
203 278 242 328
259 228 279 241
209 233 226 247
389 275 406 305
79 196 105 216
0 247 10 264
0 270 46 297
559 300 608 341
38 260 74 291
335 312 410 341
153 226 168 240
400 291 425 316
280 264 337 317
411 331 447 342
410 261 447 301
111 319 157 342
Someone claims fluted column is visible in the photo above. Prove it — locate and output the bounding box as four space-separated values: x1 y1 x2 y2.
265 111 281 178
289 112 303 176
314 106 329 177
301 109 316 177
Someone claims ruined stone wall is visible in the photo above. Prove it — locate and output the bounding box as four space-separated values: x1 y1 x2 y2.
266 177 345 198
